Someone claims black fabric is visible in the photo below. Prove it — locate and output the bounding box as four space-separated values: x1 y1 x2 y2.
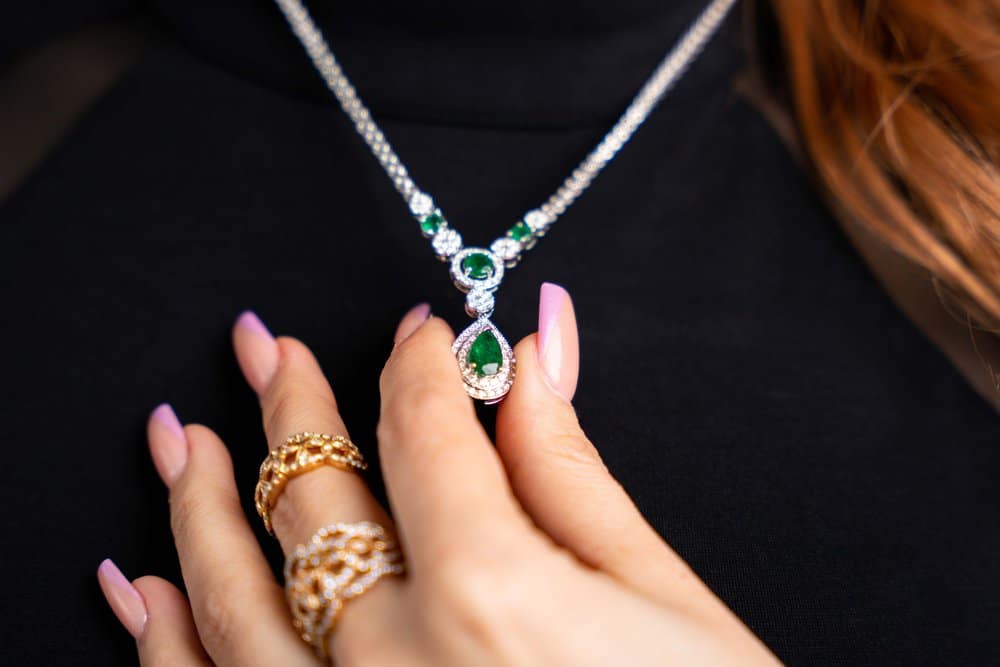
1 1 998 665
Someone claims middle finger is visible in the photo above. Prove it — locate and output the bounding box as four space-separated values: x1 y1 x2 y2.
232 311 392 551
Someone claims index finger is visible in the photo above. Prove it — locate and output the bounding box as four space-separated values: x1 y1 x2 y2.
377 315 527 568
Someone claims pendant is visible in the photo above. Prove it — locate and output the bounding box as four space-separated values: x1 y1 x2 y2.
452 316 515 403
449 247 516 403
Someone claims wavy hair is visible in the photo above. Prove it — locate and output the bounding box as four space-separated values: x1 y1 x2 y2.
770 0 1000 327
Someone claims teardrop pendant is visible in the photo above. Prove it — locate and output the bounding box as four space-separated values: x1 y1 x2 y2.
452 317 516 403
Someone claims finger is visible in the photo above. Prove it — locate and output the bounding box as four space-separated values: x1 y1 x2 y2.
496 283 718 607
149 406 318 665
232 312 403 659
377 312 531 569
394 302 431 344
232 311 392 551
133 575 214 666
97 560 212 666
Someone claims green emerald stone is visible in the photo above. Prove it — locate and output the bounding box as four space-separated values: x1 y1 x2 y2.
420 213 444 234
508 220 532 242
467 330 503 377
461 252 495 280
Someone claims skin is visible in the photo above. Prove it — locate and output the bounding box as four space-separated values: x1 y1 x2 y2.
101 294 781 666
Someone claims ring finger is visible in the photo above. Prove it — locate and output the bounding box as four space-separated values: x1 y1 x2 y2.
232 311 405 654
233 310 392 550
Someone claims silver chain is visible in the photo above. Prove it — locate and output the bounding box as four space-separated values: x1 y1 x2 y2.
276 0 736 313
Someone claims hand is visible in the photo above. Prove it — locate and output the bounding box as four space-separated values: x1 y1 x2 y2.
98 283 780 665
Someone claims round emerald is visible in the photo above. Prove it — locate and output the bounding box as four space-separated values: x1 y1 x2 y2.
461 252 495 280
467 330 503 377
508 220 532 242
420 213 444 235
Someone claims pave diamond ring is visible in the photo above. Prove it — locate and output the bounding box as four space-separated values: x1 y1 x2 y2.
285 522 405 657
255 432 367 534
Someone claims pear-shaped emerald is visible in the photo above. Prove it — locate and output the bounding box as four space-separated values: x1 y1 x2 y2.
467 330 503 377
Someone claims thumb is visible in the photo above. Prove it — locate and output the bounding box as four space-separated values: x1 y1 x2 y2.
496 283 712 606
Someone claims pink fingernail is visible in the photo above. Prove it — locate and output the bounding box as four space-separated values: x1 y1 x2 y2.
97 559 148 639
537 282 579 401
148 403 188 486
394 302 431 344
233 310 280 393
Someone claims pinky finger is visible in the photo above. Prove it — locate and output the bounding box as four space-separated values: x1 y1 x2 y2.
97 560 212 666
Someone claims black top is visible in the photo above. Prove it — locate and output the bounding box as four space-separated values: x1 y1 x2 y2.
2 2 997 664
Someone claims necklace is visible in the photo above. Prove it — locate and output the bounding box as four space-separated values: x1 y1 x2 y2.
276 0 737 402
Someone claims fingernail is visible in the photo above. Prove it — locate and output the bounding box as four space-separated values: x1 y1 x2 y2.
148 403 188 486
537 282 579 401
97 559 148 639
233 310 279 393
394 302 431 344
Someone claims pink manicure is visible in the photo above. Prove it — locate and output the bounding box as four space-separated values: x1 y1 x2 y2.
97 559 148 639
235 310 274 340
394 302 431 344
537 282 580 401
233 310 280 393
148 403 188 486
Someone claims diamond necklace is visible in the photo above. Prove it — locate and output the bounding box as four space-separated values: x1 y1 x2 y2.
276 0 737 402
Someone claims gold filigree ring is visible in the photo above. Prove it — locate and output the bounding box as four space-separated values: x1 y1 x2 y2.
285 521 404 657
255 432 367 534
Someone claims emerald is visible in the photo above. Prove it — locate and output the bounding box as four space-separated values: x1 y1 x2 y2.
508 221 532 242
461 252 495 280
467 330 503 377
420 213 444 235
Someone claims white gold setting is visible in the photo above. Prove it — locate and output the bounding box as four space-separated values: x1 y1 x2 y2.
524 209 552 235
449 247 505 293
408 191 434 218
431 228 463 259
490 237 522 265
452 318 516 403
275 0 737 402
465 289 495 318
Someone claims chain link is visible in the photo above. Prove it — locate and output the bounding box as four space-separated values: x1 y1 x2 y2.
276 0 737 255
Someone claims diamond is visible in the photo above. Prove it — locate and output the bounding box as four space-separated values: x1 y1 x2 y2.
420 212 444 236
465 290 495 317
432 228 462 258
508 220 532 241
467 330 503 377
461 252 495 280
409 192 433 217
524 209 551 233
490 237 521 262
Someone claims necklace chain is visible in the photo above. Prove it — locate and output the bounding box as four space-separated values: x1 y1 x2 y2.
275 0 737 300
275 0 736 401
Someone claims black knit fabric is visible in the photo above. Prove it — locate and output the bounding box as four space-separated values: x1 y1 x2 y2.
1 1 997 664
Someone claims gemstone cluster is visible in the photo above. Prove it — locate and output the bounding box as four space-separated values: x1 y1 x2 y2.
452 317 515 402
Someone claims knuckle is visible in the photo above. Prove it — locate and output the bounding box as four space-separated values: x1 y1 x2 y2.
169 488 212 543
193 574 253 651
545 428 606 472
264 384 334 437
378 379 464 446
421 538 529 649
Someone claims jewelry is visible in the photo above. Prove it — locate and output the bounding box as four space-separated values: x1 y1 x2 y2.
285 521 405 657
275 0 737 402
255 432 367 534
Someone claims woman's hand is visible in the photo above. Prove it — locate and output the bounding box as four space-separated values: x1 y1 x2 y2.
98 283 780 665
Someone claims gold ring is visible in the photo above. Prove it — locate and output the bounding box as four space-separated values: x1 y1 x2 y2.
285 521 404 657
255 432 367 534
